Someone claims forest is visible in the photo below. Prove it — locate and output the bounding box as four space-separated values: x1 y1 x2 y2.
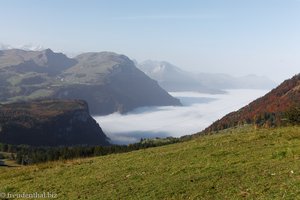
0 137 180 165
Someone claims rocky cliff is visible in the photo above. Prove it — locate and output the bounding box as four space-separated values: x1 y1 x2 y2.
0 99 110 146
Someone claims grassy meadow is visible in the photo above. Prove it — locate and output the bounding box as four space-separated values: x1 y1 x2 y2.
1 126 300 199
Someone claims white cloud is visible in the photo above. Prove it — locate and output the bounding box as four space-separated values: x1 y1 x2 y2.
0 43 44 51
94 89 269 144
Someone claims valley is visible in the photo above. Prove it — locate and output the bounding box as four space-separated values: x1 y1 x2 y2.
0 59 298 199
1 1 300 199
95 89 268 144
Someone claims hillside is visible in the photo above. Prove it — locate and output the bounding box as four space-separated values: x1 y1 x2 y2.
0 99 110 146
204 74 300 132
1 126 300 199
138 60 276 93
0 49 181 115
56 52 181 114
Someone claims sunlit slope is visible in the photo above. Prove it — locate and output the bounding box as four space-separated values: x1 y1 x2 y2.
1 126 300 199
205 74 300 132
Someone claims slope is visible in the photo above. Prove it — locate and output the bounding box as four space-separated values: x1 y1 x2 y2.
56 52 181 114
205 74 300 132
1 125 300 199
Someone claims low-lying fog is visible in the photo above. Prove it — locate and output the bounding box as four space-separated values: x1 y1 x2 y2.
94 89 269 144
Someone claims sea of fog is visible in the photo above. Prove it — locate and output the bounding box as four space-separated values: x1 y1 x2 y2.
94 89 269 144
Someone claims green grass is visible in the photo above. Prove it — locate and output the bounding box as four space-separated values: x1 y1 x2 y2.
1 126 300 199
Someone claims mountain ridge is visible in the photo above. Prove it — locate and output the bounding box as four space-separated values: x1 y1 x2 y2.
203 73 300 132
0 49 181 115
138 60 276 93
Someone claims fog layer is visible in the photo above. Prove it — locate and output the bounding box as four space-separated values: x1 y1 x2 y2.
94 89 269 144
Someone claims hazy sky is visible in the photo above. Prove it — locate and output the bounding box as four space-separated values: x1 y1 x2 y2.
1 0 299 81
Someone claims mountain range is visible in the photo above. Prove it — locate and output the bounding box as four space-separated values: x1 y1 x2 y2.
138 60 276 93
0 49 181 115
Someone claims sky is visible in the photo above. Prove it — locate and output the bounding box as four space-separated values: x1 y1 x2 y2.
1 0 300 81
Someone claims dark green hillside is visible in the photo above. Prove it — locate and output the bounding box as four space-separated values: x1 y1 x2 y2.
0 99 109 146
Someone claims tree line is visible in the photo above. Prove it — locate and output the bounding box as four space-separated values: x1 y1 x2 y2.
0 137 180 165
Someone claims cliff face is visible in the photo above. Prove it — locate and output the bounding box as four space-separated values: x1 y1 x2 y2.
0 100 110 146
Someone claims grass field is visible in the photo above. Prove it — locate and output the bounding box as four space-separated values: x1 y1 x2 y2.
1 126 300 199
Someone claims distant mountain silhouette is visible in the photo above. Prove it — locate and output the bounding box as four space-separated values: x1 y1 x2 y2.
204 74 300 132
138 60 276 93
0 49 181 115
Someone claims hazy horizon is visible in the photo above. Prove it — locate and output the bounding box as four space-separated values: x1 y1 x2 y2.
0 43 290 84
1 0 300 82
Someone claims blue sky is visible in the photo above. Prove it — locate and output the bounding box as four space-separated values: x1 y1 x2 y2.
1 0 300 81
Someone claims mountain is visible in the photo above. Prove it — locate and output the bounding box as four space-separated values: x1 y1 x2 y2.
0 49 181 115
138 60 276 93
138 60 224 93
56 52 182 114
204 74 300 132
0 48 76 75
0 99 110 146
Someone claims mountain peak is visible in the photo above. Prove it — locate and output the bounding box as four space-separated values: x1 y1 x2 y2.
76 51 132 64
139 60 184 76
43 48 54 55
71 51 136 76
